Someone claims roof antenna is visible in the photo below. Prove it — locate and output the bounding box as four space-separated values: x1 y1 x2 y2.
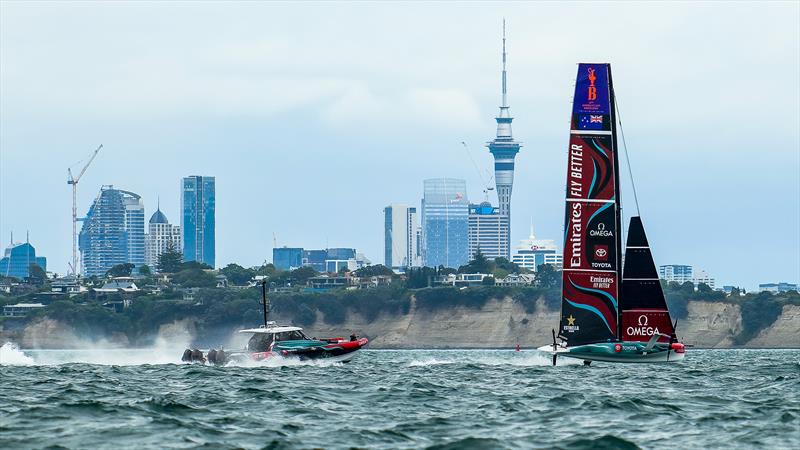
502 18 507 108
26 230 29 243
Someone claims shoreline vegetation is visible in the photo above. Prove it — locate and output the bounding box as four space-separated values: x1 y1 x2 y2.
1 257 798 349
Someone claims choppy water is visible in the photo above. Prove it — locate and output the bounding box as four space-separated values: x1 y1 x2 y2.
1 344 798 449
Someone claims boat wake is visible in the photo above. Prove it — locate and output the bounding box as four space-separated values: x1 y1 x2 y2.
407 351 582 367
225 356 345 368
0 342 35 366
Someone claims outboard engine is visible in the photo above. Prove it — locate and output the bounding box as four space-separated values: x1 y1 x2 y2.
191 349 204 363
181 348 193 362
207 349 218 365
215 349 227 366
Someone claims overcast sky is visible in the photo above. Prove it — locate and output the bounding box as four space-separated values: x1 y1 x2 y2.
1 2 798 290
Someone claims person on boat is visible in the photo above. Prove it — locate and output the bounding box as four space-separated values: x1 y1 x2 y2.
350 333 358 342
247 333 271 352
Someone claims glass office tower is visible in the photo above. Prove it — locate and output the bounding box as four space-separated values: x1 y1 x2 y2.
181 176 215 268
421 178 469 269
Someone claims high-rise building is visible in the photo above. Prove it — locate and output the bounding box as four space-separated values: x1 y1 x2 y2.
0 236 47 279
79 186 145 276
422 178 469 268
273 247 303 271
124 195 145 268
181 176 215 268
145 206 181 270
659 265 694 284
511 226 562 271
485 21 521 259
468 202 509 261
384 203 421 270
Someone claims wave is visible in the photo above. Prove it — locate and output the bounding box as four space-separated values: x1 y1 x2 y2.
0 342 35 365
408 351 582 367
408 358 455 367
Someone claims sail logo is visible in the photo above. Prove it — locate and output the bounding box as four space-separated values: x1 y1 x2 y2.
568 202 583 268
626 314 660 337
563 314 580 333
589 222 614 237
587 68 597 101
568 143 583 197
594 245 608 261
590 275 613 289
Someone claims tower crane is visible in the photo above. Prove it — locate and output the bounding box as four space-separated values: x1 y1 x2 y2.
67 144 103 276
460 141 494 202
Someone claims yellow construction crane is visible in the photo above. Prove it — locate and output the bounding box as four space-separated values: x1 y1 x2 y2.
67 144 103 276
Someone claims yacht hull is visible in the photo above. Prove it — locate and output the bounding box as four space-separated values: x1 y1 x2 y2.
537 341 685 364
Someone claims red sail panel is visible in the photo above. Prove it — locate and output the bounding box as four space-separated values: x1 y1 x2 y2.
563 200 618 272
559 63 621 346
566 134 616 202
559 271 618 345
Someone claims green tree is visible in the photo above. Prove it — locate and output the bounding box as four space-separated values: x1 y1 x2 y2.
353 264 394 277
220 263 256 285
290 266 319 284
157 243 184 273
255 263 278 277
171 268 216 288
437 265 457 276
106 263 134 278
27 264 47 285
138 265 152 276
494 257 522 274
481 276 496 286
535 264 561 289
406 266 437 289
458 250 492 274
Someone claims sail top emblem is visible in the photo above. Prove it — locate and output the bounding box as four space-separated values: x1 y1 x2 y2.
573 63 609 118
587 67 597 100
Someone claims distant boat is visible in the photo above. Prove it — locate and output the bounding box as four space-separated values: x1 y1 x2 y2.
538 63 685 364
182 282 368 365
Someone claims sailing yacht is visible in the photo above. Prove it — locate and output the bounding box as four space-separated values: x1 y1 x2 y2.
538 63 686 364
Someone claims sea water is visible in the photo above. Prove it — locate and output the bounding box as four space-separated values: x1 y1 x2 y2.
1 344 798 449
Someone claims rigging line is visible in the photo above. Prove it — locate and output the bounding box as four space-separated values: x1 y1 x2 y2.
614 93 641 216
460 141 487 189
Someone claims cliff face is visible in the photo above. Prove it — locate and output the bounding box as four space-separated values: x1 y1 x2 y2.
746 305 800 348
301 297 799 349
4 298 799 349
299 298 559 349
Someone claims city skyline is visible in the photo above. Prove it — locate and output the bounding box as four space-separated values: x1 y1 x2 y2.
1 3 798 290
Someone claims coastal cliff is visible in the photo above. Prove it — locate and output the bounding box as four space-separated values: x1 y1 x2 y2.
3 293 799 349
292 297 799 349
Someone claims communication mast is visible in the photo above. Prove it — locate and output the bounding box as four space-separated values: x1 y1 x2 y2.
67 144 103 276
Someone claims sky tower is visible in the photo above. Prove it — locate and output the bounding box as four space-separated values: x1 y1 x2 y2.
486 20 521 258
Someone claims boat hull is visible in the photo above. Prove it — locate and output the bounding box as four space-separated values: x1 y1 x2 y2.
537 341 685 364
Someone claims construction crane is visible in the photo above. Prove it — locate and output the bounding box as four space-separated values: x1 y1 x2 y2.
67 144 103 276
460 141 495 201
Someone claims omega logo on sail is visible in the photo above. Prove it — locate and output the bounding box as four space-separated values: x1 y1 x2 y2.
626 314 660 337
589 222 614 237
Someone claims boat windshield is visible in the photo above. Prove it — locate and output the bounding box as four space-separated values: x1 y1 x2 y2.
274 330 307 342
247 334 272 352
